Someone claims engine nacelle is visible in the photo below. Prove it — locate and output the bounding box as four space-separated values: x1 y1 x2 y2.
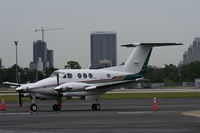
16 85 29 93
55 82 96 91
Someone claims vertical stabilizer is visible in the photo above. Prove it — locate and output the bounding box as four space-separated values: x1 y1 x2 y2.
124 45 152 74
122 43 183 74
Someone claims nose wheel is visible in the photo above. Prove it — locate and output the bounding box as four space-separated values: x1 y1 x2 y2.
91 104 101 111
53 104 62 111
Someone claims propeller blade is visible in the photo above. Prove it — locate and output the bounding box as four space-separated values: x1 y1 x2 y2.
56 73 59 86
19 93 22 107
56 73 62 106
58 91 62 105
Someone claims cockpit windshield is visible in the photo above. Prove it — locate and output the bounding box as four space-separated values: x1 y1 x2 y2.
50 71 65 78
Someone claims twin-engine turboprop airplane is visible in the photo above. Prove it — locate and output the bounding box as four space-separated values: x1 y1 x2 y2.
4 43 182 112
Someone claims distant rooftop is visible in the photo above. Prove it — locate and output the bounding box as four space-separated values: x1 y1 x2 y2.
188 45 193 49
33 40 46 43
91 31 116 34
194 37 200 42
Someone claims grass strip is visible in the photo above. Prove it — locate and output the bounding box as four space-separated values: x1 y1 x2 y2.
0 91 16 93
0 95 30 102
101 92 200 99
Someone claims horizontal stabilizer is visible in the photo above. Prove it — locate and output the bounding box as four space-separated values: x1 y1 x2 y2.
121 44 136 47
122 43 183 47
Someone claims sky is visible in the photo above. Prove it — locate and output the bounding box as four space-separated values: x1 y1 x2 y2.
0 0 200 69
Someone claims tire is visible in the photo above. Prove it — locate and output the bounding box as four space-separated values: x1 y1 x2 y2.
30 103 37 112
91 104 101 111
91 104 96 110
57 104 61 111
96 104 101 110
53 104 61 111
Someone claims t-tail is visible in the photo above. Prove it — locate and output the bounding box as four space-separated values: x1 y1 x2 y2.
123 43 183 75
106 43 183 77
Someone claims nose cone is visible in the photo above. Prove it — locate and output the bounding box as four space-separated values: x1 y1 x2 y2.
55 86 62 91
16 86 27 92
16 86 23 92
16 85 29 92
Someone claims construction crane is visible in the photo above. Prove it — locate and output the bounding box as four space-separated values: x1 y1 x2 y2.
35 27 64 41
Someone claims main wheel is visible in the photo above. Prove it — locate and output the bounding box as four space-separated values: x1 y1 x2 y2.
91 104 101 111
30 103 37 112
96 104 101 110
53 104 61 111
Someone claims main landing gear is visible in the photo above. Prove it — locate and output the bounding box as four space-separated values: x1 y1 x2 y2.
53 97 62 111
30 96 38 112
52 104 62 111
91 99 101 111
30 103 37 112
91 104 101 111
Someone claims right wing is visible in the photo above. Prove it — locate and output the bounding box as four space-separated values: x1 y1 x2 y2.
3 82 21 87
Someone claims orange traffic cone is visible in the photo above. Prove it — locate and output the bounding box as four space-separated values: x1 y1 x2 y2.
153 97 159 111
1 98 6 111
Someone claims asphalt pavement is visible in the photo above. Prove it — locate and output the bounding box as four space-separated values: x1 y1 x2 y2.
0 98 200 133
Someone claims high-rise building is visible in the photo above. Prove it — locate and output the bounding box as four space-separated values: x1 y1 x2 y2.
37 57 44 71
193 37 200 61
29 40 54 71
47 50 54 68
183 51 188 65
90 31 117 69
33 40 47 68
180 37 200 66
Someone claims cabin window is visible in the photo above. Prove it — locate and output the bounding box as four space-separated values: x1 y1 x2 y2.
77 73 82 78
88 73 93 78
67 73 73 79
83 73 87 78
107 74 111 78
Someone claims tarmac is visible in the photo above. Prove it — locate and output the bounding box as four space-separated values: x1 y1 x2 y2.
1 88 200 96
0 98 200 133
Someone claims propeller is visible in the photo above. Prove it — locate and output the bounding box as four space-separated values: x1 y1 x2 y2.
17 72 22 107
16 87 23 107
56 73 62 105
18 92 22 107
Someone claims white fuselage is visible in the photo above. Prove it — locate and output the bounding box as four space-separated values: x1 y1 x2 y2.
27 69 131 97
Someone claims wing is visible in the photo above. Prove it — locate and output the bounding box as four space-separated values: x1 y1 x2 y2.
55 79 137 97
3 82 21 87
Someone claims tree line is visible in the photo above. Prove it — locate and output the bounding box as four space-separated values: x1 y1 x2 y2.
144 61 200 83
